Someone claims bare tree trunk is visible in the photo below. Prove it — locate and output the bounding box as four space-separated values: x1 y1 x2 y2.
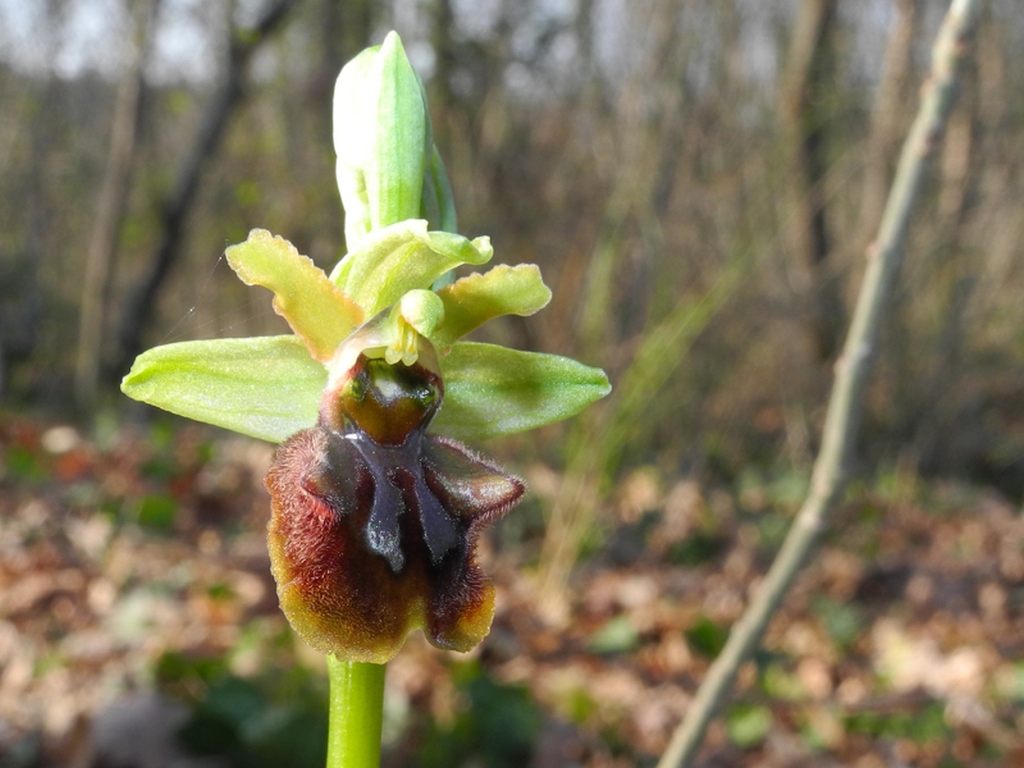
908 53 979 460
780 0 843 362
338 0 375 71
429 0 455 114
76 0 159 408
539 0 697 610
657 2 985 764
937 94 975 223
115 0 301 377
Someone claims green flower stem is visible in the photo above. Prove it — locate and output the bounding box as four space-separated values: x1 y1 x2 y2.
326 656 386 768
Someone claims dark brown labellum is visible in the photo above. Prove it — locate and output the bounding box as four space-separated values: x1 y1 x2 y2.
265 349 523 663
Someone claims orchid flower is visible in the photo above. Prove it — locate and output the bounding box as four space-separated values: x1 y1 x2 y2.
121 32 609 665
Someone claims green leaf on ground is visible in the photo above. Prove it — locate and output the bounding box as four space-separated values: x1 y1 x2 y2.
587 615 640 655
685 615 730 659
727 703 773 748
813 596 865 651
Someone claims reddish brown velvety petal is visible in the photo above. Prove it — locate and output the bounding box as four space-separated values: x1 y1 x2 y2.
265 350 524 663
421 436 525 529
419 435 524 648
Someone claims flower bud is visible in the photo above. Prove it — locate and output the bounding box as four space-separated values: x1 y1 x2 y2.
334 32 431 251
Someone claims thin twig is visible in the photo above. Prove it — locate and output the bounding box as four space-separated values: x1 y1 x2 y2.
116 0 302 376
656 1 984 765
76 0 161 407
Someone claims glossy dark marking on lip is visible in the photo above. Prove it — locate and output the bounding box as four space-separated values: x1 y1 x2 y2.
266 348 524 663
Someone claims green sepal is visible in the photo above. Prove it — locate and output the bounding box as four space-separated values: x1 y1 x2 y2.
432 264 551 351
225 229 363 362
121 336 324 443
329 220 492 316
334 31 429 251
432 342 612 442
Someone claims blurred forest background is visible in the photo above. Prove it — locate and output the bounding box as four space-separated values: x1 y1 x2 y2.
1 0 1023 766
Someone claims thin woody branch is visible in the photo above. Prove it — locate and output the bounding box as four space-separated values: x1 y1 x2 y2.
656 0 985 765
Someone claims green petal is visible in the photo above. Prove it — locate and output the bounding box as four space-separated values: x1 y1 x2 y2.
431 264 551 351
225 229 363 361
121 336 325 443
433 342 611 442
329 220 492 316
